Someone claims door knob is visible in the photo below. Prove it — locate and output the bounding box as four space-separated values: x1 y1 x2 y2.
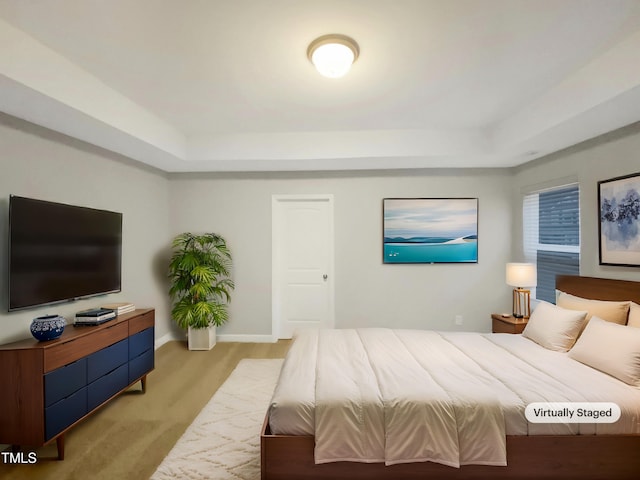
323 274 328 281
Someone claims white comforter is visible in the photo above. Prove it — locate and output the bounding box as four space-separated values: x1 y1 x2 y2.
268 329 640 468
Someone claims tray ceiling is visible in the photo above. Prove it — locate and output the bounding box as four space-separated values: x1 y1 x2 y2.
1 0 640 172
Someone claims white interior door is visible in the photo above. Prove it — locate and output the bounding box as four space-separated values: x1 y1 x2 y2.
272 195 334 339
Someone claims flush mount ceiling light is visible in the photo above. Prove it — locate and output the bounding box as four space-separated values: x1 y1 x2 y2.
307 34 359 78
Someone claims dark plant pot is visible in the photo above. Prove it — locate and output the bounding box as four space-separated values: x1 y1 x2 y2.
31 314 66 341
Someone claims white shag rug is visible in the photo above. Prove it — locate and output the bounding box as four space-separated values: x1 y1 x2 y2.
151 358 283 480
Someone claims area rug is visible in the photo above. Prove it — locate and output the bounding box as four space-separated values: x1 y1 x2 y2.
151 358 283 480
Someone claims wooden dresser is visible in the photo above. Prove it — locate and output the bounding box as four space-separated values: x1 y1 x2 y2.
0 308 154 459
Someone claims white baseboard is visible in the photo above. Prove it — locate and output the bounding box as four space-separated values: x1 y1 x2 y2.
217 334 277 343
155 331 182 349
155 331 276 347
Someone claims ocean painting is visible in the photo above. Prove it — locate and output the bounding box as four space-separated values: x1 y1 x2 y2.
383 198 478 264
599 173 640 266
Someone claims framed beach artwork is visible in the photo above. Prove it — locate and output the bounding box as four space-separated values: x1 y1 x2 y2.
598 172 640 267
383 198 478 264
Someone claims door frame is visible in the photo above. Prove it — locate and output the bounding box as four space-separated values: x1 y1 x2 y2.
271 194 335 340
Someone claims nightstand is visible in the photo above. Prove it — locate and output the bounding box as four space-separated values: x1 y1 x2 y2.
491 313 528 334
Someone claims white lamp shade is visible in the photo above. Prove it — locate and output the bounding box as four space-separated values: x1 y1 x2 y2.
506 263 537 287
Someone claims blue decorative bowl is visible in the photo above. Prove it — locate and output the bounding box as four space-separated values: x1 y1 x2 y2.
30 315 66 341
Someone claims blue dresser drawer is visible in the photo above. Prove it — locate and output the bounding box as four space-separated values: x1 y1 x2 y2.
129 348 154 384
44 358 87 407
45 386 87 440
129 327 154 359
87 338 128 383
87 363 129 411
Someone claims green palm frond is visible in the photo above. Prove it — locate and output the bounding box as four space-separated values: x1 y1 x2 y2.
190 265 216 284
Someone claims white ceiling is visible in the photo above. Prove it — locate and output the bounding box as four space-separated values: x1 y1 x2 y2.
1 0 640 172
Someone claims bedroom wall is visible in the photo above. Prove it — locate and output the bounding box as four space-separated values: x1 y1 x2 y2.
6 110 636 345
169 169 514 338
0 113 172 346
512 121 640 283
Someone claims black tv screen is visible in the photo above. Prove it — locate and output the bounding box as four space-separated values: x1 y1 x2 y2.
8 196 122 311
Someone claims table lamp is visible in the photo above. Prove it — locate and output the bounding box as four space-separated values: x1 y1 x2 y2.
506 263 537 319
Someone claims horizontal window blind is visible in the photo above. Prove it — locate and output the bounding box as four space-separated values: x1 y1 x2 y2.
539 187 580 246
523 184 580 304
536 251 580 304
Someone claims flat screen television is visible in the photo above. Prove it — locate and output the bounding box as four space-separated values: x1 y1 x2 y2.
8 195 122 311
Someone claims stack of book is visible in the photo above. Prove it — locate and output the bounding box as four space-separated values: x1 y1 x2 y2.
74 308 117 326
101 302 136 315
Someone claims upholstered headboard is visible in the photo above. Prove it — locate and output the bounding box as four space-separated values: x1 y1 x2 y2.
556 275 640 305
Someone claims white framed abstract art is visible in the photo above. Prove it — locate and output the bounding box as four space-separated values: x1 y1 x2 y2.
598 172 640 267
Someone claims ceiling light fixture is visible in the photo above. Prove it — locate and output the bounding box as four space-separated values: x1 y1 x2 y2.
307 34 359 78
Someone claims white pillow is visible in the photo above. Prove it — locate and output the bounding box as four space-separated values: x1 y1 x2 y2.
522 301 587 352
569 316 640 386
556 291 629 325
628 302 640 328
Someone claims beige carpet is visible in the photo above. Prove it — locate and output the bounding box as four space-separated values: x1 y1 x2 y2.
151 358 283 480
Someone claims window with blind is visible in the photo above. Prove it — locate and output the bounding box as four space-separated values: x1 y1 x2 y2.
523 184 580 303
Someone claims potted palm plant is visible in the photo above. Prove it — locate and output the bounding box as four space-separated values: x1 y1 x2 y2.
168 232 234 350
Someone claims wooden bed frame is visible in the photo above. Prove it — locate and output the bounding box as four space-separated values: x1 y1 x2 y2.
261 275 640 479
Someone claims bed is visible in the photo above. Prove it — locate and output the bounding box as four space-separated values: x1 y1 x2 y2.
261 275 640 479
